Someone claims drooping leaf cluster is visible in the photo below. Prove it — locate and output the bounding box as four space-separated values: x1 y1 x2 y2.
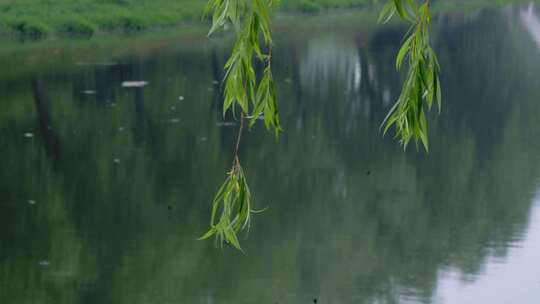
205 0 282 135
379 0 441 151
199 157 259 251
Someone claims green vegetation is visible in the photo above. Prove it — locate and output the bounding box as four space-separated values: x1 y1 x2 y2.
1 0 531 41
199 156 254 250
56 18 97 37
380 0 441 151
0 0 376 40
1 18 51 39
0 0 206 39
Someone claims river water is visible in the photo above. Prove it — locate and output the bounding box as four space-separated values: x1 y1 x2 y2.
0 3 539 304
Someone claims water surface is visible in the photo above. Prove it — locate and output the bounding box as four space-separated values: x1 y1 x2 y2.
1 3 540 304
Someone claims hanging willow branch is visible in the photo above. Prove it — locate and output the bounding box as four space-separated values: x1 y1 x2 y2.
379 0 441 151
200 0 280 250
200 0 441 250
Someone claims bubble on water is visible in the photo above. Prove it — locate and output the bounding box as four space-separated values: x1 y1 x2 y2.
28 200 36 205
178 96 185 101
168 118 181 124
38 260 50 267
24 133 34 138
113 158 121 163
82 90 96 95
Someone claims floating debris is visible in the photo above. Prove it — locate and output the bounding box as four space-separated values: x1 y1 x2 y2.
96 62 118 67
212 80 220 85
216 121 237 127
121 81 148 88
168 118 181 124
24 132 34 138
38 260 50 267
74 62 92 66
28 200 36 205
178 96 185 101
82 90 96 95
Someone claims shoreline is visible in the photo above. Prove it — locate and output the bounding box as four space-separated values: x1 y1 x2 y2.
0 0 533 53
0 0 530 43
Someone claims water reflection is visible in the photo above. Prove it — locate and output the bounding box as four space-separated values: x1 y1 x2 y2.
1 3 540 304
436 199 540 304
521 3 540 49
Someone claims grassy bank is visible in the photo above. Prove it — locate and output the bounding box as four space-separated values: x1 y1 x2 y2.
0 0 374 40
0 0 206 40
0 0 535 41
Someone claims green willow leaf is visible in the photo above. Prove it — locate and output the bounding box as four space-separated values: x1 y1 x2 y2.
198 227 217 240
393 0 407 19
378 1 396 24
396 35 412 70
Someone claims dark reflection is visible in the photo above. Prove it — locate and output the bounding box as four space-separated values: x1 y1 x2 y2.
32 77 61 160
1 4 540 304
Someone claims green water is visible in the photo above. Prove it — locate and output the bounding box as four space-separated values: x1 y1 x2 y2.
1 3 540 304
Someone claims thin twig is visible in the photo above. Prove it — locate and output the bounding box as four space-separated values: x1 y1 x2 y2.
233 112 244 167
